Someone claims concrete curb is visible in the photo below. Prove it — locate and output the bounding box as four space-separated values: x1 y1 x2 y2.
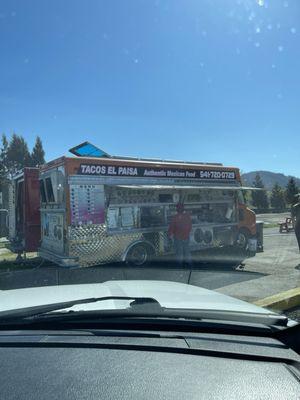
254 287 300 311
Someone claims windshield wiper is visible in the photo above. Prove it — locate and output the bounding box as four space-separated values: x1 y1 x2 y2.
0 295 288 328
0 296 162 322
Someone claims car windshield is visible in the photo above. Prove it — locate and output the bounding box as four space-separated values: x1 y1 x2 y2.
0 0 300 326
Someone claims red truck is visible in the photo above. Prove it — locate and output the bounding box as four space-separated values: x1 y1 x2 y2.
8 168 41 253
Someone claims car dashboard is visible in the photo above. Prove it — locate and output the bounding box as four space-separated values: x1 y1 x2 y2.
0 328 299 399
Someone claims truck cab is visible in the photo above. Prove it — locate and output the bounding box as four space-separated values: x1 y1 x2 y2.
236 190 259 252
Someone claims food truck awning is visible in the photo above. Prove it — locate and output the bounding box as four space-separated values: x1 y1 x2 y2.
113 185 259 190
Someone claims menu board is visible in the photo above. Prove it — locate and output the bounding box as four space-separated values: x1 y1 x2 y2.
121 207 134 227
107 208 119 229
70 184 105 225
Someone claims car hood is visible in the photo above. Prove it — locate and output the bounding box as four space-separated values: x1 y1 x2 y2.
0 280 271 315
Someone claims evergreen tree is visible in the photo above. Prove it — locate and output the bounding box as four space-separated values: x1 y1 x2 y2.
270 183 286 210
0 134 9 182
6 133 32 173
251 173 269 209
31 136 45 166
285 177 299 206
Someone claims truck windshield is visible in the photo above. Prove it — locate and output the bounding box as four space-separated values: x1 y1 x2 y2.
45 178 55 203
39 180 47 204
0 0 300 328
238 191 245 205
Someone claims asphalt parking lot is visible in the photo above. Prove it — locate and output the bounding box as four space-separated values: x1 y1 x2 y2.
218 214 300 302
219 222 300 306
0 260 264 291
1 213 299 313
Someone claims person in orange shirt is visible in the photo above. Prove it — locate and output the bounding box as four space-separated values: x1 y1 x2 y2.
168 203 192 266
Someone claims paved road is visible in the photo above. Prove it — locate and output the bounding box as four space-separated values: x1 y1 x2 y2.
256 212 290 225
0 262 264 291
218 226 300 305
1 218 300 312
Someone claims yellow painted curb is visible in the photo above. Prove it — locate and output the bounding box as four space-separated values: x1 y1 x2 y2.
254 287 300 311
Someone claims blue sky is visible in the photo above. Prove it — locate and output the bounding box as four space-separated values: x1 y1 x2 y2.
0 0 300 175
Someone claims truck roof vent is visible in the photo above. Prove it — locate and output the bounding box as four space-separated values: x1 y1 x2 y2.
69 142 110 158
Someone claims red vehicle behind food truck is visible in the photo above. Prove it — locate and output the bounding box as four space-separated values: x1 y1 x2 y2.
8 168 41 253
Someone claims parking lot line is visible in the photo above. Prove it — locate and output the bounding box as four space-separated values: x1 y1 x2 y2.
254 287 300 311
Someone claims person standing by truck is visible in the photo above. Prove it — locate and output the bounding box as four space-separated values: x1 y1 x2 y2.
168 203 192 266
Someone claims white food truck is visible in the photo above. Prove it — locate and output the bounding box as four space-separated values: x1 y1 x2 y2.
38 144 259 267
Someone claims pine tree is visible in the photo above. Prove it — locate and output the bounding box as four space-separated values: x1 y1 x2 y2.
270 183 286 210
251 173 269 209
0 134 9 182
6 133 32 173
31 136 45 166
285 177 299 206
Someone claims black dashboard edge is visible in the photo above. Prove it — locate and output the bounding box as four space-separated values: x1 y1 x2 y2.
0 338 299 368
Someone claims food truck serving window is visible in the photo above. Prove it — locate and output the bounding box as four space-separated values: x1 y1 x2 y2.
45 177 55 203
158 194 173 203
140 206 166 228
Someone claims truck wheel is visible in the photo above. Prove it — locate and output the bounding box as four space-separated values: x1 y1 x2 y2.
236 229 250 250
126 243 151 267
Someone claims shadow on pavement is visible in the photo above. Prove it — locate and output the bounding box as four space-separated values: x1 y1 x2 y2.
0 259 266 292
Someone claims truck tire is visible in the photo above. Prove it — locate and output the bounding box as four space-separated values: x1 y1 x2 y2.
236 229 250 251
125 243 152 267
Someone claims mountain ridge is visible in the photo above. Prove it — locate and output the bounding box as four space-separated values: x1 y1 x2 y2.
241 170 300 191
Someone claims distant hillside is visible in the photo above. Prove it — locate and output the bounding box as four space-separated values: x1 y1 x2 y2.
241 171 300 191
